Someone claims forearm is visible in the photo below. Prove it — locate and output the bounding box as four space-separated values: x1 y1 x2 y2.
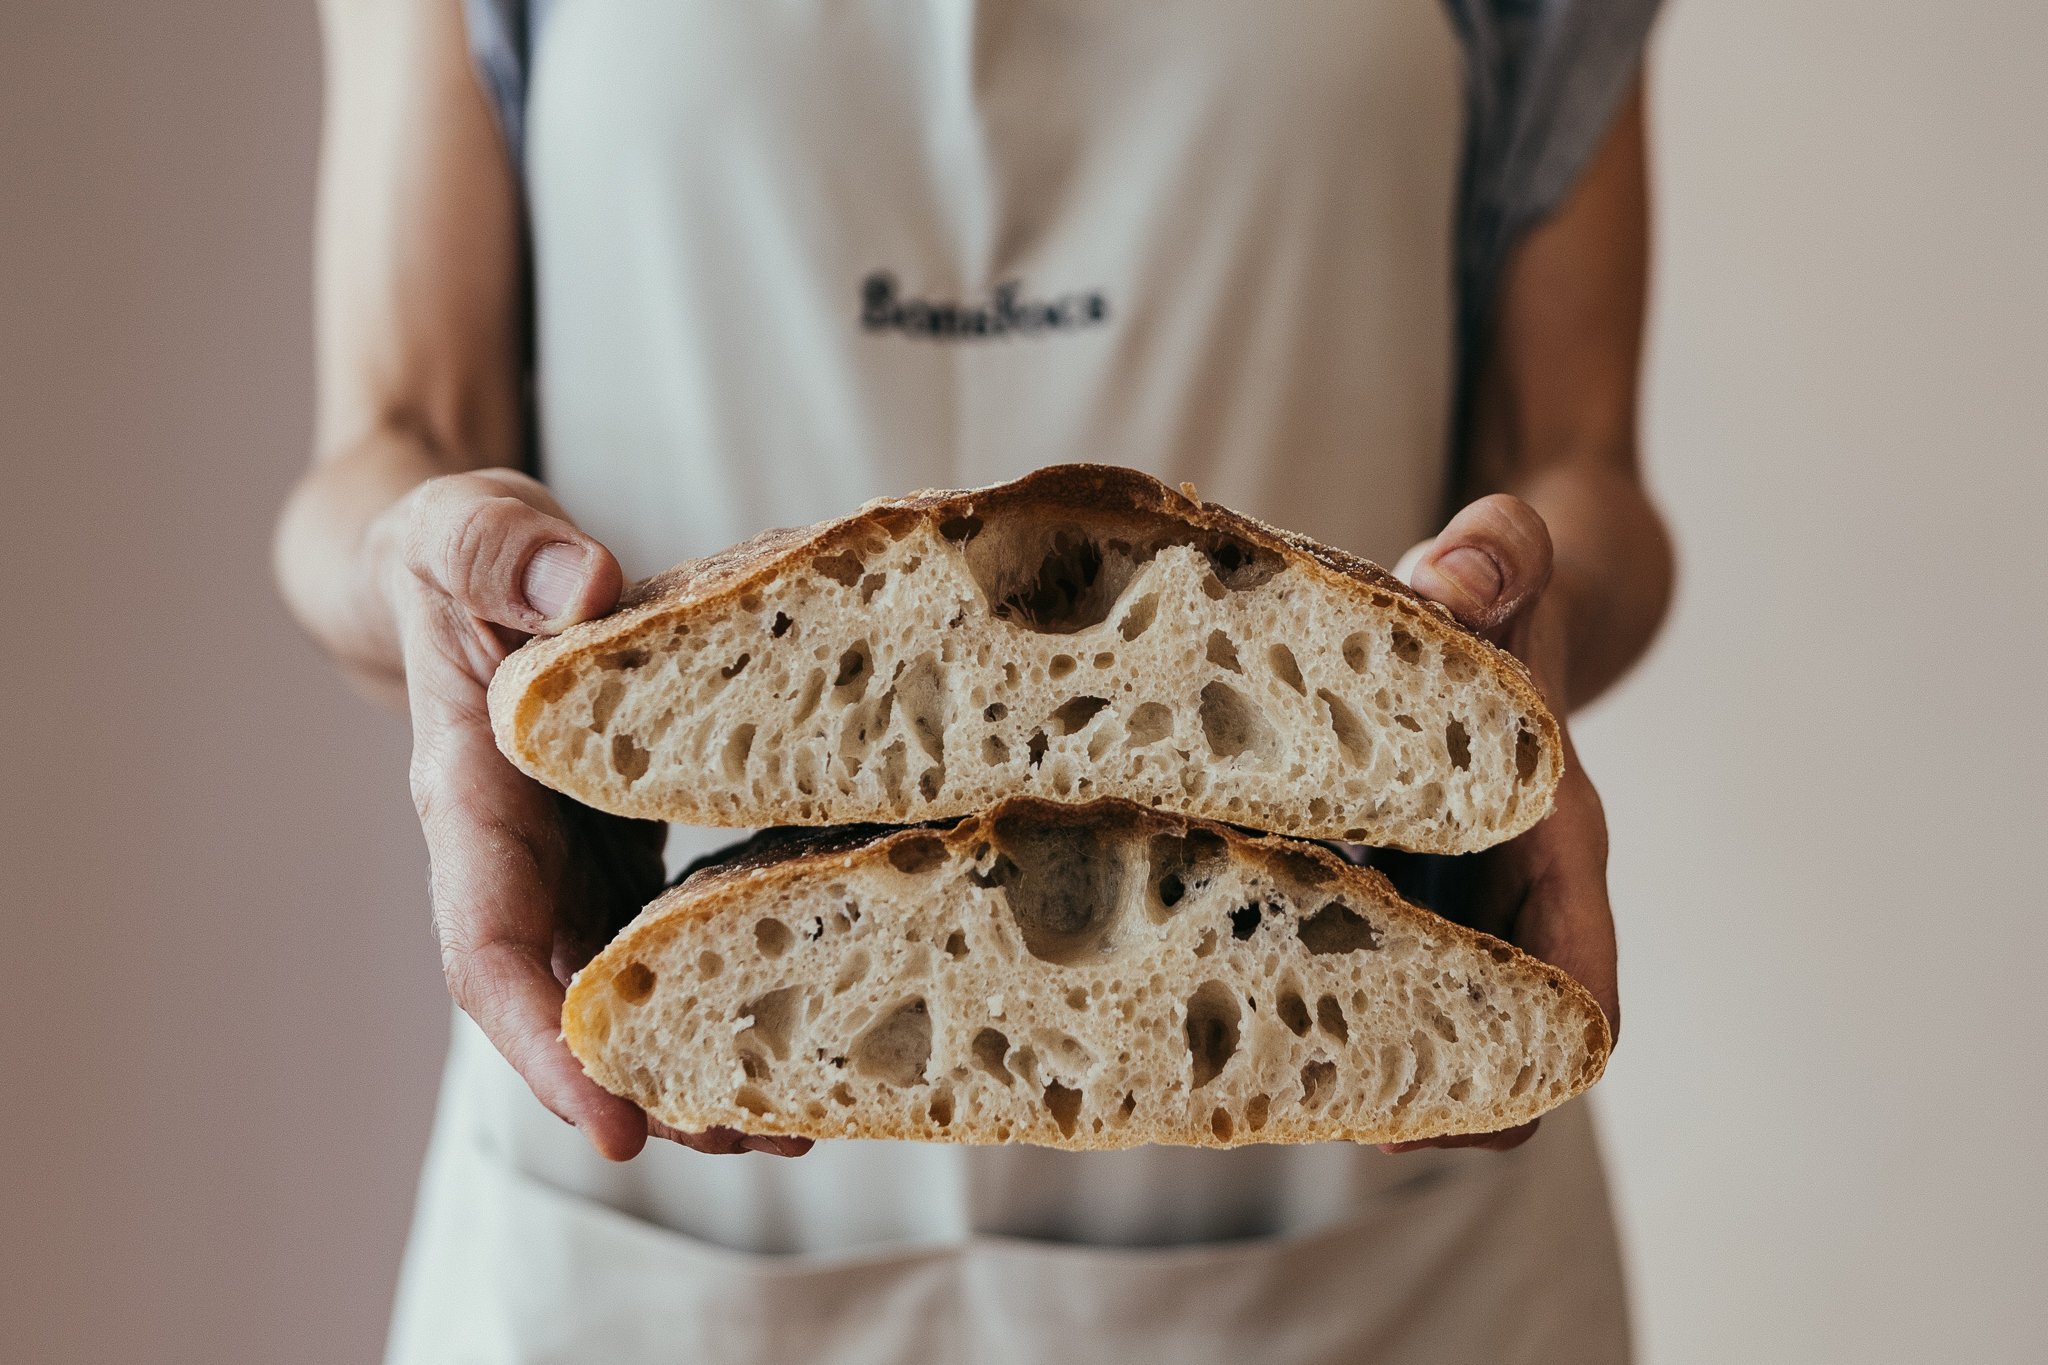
1488 458 1673 711
273 428 448 705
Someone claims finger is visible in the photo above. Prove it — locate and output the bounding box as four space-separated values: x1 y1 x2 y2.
402 471 622 635
1408 494 1553 638
1378 1119 1540 1155
1507 743 1622 1041
403 626 650 1162
649 1120 814 1158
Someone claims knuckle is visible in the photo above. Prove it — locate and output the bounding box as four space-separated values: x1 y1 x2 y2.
439 496 527 608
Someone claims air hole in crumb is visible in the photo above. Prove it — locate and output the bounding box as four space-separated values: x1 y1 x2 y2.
613 962 656 1004
1300 1059 1337 1108
1390 626 1423 665
1145 830 1225 921
1267 643 1306 694
1246 1094 1271 1132
697 951 723 977
755 919 793 958
832 643 872 701
1447 1078 1473 1102
943 930 969 959
1199 681 1274 761
1316 689 1370 765
850 998 931 1088
1050 695 1109 735
1043 1082 1083 1138
791 669 827 725
1229 905 1264 940
1049 654 1077 680
887 833 947 874
985 816 1127 966
720 653 751 680
972 1028 1014 1085
610 733 650 782
720 723 756 780
1126 702 1172 746
939 514 982 542
1276 990 1311 1037
1119 1092 1137 1122
590 678 625 731
771 611 793 638
600 647 649 672
1446 719 1471 770
735 1085 774 1116
1065 986 1088 1011
1205 630 1242 673
1394 713 1422 732
927 1085 955 1126
1194 928 1218 957
1026 730 1049 766
1341 632 1370 673
814 551 864 587
1118 593 1159 640
739 987 802 1061
1211 1108 1234 1142
1202 536 1278 589
1185 980 1241 1089
1297 902 1382 954
858 572 887 603
984 702 1007 722
1516 726 1541 783
1316 995 1349 1043
983 734 1009 764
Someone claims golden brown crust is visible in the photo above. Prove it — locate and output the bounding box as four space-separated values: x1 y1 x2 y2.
562 797 1610 1149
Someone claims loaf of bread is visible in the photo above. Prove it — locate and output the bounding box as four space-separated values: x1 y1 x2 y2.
563 798 1609 1149
491 465 1560 854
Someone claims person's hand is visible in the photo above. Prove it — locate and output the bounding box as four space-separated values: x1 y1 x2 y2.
1376 494 1620 1153
371 468 812 1161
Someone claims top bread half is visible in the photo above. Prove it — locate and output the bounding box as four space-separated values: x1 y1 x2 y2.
489 465 1561 854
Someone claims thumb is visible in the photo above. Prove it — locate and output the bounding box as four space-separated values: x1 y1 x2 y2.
402 471 623 634
1406 494 1553 639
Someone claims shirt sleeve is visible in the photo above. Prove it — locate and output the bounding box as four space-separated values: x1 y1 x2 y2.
462 0 536 166
1444 0 1662 370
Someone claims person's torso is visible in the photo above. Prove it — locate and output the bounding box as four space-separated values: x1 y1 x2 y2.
502 0 1485 1260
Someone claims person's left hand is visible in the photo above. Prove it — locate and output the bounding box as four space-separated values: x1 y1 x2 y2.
1376 494 1620 1153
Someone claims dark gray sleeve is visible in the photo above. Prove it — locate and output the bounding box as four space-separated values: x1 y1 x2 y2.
1445 0 1663 373
462 0 549 166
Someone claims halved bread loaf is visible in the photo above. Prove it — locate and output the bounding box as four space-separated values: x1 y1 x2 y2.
491 465 1561 854
563 798 1609 1149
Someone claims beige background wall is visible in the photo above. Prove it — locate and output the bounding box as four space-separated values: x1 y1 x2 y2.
2 2 2041 1362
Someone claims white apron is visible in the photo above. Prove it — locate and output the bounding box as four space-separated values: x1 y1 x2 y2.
390 2 1629 1360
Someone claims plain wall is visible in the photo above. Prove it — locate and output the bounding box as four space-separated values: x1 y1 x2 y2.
1 3 2040 1363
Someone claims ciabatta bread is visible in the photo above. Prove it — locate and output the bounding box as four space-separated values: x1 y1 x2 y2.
563 798 1609 1149
491 465 1561 854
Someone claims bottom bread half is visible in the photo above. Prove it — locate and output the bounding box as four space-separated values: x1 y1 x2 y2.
562 798 1609 1148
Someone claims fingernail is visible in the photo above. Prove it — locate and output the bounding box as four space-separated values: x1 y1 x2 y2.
1421 547 1503 615
524 543 588 621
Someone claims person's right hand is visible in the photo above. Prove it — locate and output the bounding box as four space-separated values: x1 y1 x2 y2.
370 469 812 1161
